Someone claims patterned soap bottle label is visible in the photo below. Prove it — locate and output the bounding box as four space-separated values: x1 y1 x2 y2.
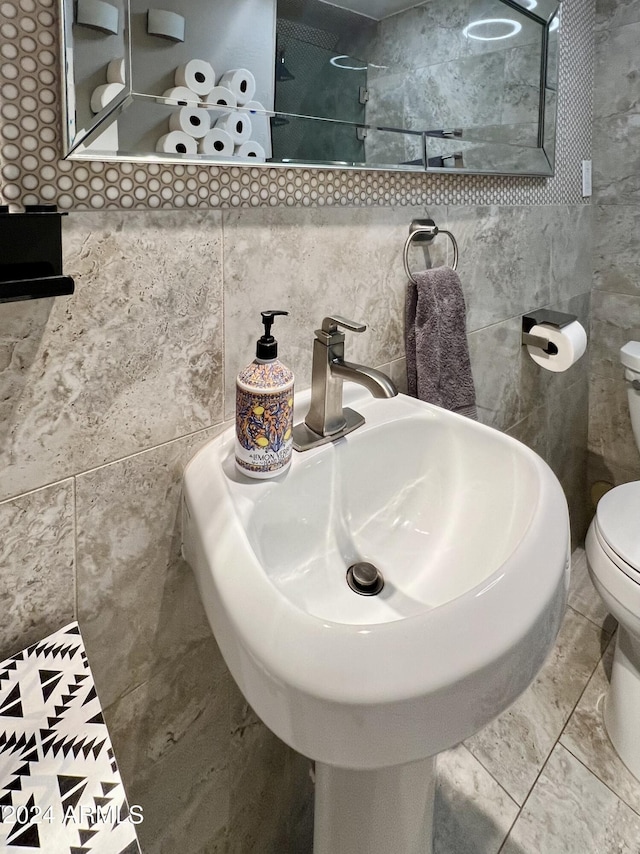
235 386 294 475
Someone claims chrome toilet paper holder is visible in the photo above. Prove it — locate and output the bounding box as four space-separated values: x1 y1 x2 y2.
522 309 577 355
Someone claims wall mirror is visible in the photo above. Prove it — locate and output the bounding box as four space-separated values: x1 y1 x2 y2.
60 0 561 175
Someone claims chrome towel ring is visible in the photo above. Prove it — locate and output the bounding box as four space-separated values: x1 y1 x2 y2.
403 218 459 283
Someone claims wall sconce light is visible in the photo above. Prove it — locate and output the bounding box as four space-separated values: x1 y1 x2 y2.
147 9 185 42
76 0 119 35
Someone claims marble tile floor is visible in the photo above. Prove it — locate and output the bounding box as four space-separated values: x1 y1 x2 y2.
433 546 640 854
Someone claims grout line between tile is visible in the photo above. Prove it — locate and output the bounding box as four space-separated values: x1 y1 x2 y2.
555 631 640 821
457 746 521 814
221 211 226 410
0 420 228 506
72 475 79 624
461 744 521 812
466 286 592 338
568 603 616 636
495 602 610 853
560 741 640 820
495 801 523 854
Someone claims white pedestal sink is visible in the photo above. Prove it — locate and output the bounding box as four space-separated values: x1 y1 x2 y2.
182 388 570 854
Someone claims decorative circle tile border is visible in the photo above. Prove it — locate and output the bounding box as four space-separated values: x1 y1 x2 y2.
0 0 594 210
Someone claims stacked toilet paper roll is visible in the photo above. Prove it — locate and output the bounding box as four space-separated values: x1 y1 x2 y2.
217 69 256 106
161 86 201 106
155 59 216 156
175 59 215 97
89 55 126 114
199 127 234 156
169 105 210 138
153 61 269 162
238 101 271 159
214 111 252 145
90 82 125 113
158 102 211 153
240 100 265 115
526 321 587 372
234 140 266 160
106 57 125 84
156 131 197 155
206 87 237 110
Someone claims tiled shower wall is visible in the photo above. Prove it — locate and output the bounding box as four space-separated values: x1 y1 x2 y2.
0 1 594 852
588 0 640 489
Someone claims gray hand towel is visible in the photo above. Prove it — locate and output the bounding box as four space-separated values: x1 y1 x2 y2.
405 266 477 419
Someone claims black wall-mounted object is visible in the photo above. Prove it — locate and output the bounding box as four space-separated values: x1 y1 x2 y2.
0 205 75 304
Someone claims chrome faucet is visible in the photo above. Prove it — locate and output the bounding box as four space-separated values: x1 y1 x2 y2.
292 315 398 452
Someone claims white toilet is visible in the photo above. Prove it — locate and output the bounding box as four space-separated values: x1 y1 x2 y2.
586 340 640 779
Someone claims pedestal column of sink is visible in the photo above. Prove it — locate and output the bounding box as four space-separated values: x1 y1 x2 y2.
313 757 436 854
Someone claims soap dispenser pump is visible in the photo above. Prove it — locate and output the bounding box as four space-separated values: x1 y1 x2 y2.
235 310 294 479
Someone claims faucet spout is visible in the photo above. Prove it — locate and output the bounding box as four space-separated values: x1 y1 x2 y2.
331 359 398 399
292 314 399 452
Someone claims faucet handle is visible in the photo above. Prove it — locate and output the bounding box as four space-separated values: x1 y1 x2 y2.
321 315 366 334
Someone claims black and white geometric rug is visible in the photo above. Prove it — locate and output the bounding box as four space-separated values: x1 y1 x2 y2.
0 622 141 853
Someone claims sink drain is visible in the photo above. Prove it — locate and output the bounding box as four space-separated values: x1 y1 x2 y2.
346 562 384 596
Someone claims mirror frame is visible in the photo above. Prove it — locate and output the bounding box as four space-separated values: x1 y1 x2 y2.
59 0 561 177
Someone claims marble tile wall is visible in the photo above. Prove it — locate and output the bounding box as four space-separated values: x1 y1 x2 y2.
589 0 640 491
361 0 547 171
451 204 593 542
0 200 592 852
0 0 598 849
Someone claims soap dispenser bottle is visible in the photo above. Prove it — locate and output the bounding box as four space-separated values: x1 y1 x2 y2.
235 310 294 479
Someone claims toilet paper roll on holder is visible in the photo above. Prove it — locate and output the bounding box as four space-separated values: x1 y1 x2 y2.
521 309 578 355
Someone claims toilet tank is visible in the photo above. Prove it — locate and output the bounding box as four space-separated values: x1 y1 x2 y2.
621 341 640 452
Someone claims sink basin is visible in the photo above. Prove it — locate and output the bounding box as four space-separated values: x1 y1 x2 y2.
183 387 569 852
183 388 569 764
248 405 543 627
